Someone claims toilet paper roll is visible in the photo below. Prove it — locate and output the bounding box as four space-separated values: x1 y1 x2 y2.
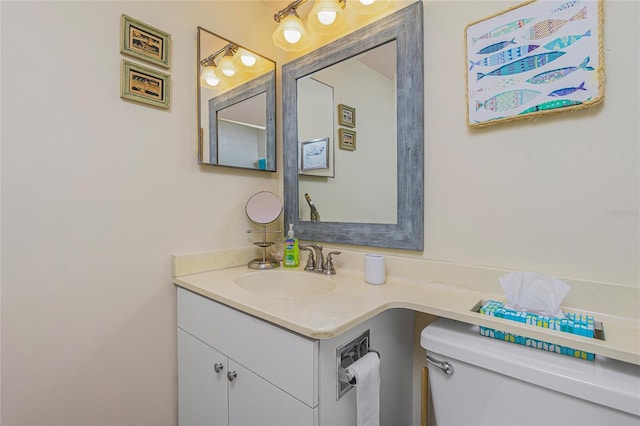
364 254 385 285
346 352 380 426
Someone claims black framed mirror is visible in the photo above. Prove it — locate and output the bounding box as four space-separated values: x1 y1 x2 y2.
282 2 424 250
197 27 276 171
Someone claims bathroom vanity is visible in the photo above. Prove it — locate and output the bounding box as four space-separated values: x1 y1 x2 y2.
177 287 413 426
173 247 639 425
178 287 317 425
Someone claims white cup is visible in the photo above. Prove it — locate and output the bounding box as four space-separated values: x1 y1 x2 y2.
364 254 386 285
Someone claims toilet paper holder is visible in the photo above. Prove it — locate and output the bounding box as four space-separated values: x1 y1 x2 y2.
336 329 380 400
338 349 380 385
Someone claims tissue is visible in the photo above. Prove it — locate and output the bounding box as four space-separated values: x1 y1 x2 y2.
499 272 570 317
346 352 380 426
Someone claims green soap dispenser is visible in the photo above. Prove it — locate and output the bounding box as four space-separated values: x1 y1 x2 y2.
284 223 299 268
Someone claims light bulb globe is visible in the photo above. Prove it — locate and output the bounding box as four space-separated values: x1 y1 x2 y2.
240 54 257 67
201 66 220 86
346 0 389 15
205 76 220 87
317 10 337 25
219 56 236 77
308 0 346 34
272 8 309 51
284 29 302 44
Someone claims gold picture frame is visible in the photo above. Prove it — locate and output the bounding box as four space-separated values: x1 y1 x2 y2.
338 104 356 128
339 128 356 151
120 60 170 109
121 14 171 69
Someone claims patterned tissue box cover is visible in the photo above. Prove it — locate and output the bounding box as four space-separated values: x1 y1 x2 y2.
479 300 595 361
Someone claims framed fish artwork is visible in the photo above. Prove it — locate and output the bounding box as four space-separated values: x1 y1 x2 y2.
465 0 603 127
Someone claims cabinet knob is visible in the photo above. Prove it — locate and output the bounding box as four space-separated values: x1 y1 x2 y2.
213 363 224 374
227 371 237 382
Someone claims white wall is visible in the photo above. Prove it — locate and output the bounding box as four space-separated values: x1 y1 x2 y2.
1 2 278 425
218 120 265 168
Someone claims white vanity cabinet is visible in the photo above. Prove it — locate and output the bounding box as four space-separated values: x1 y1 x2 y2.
178 329 228 425
177 286 414 426
177 287 318 426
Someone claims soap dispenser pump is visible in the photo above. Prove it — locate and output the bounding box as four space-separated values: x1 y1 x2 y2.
284 224 299 268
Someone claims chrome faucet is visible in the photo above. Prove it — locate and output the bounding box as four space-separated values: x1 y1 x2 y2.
299 243 341 275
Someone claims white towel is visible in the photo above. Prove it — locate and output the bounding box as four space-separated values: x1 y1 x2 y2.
347 352 380 426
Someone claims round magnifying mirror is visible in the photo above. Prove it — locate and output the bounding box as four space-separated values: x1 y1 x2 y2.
245 191 283 225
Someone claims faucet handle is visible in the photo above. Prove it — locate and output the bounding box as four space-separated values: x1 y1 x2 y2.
323 251 341 275
300 245 316 271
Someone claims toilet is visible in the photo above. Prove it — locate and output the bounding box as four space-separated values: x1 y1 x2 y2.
420 318 640 426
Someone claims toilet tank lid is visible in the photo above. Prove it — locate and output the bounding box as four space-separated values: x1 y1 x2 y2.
421 318 640 416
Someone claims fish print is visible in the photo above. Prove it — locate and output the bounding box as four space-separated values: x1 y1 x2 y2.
543 30 591 50
526 57 594 84
477 38 516 55
529 7 587 40
472 18 535 44
476 89 541 112
551 0 581 14
520 99 582 114
477 51 565 80
469 44 539 70
548 82 586 97
469 76 524 98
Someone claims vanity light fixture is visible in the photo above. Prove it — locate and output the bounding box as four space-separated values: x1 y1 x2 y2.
345 0 390 15
218 46 238 77
272 0 389 51
201 65 220 87
308 0 347 34
200 43 238 85
239 50 257 67
272 0 310 52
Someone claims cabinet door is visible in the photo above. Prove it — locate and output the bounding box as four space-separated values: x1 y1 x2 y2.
178 288 318 407
227 360 316 426
178 329 229 426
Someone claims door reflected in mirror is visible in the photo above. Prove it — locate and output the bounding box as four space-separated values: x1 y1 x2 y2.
297 41 397 224
197 27 276 171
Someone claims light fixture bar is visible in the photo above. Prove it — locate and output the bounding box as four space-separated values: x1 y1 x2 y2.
200 43 238 67
274 0 308 22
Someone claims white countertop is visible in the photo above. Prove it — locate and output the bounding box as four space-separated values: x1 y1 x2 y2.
172 248 640 365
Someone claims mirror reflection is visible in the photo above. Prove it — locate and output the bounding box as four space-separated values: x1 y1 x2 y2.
282 2 424 250
197 27 276 171
297 41 397 224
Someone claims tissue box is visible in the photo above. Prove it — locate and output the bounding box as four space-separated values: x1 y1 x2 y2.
478 300 596 361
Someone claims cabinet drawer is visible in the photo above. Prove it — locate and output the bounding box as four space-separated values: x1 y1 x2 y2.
177 287 318 407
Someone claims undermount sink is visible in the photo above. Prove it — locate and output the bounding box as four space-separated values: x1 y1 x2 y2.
235 270 336 298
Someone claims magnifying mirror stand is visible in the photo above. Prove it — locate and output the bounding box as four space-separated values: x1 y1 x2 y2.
247 226 281 269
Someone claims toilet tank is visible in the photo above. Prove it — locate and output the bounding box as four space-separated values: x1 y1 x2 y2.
420 318 640 426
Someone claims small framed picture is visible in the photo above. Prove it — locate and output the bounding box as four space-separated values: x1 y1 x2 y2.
338 104 356 128
121 60 170 109
300 137 330 171
339 128 356 151
121 14 171 69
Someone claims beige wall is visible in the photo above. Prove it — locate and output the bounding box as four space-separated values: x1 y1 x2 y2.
1 0 638 425
1 1 279 424
299 57 397 223
421 0 638 286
